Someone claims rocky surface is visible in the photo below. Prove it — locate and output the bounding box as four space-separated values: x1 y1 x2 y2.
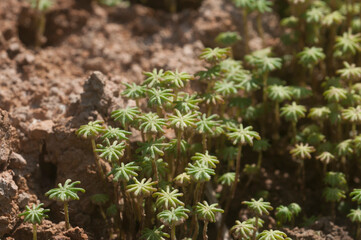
0 0 352 239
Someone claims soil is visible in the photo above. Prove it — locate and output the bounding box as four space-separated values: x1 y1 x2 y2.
0 0 355 239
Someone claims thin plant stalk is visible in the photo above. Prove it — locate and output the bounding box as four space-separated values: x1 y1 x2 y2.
202 134 207 153
34 0 46 48
243 9 249 54
152 158 159 182
252 216 259 240
91 138 105 180
352 123 357 138
192 183 204 240
138 196 145 231
192 215 199 240
177 129 183 168
64 202 70 230
33 224 37 240
203 220 209 240
291 121 297 143
273 101 280 140
231 144 243 199
257 151 263 169
262 72 269 136
262 72 269 106
331 201 336 220
218 145 242 239
207 104 213 116
257 14 264 45
171 223 177 240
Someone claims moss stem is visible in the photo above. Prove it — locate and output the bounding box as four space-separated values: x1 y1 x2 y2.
64 201 70 230
33 224 37 240
91 138 105 180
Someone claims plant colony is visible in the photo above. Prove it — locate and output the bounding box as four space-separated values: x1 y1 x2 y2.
19 0 361 239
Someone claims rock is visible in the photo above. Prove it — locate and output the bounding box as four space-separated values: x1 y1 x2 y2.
12 220 67 240
64 226 89 240
28 120 54 139
73 71 123 120
15 52 35 65
0 171 19 236
0 141 10 170
17 192 30 208
8 152 27 169
6 42 21 59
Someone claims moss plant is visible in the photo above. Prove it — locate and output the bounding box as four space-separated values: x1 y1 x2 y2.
253 139 270 168
196 114 222 152
275 203 301 226
242 198 273 240
230 219 258 240
323 172 347 219
267 85 292 136
316 151 335 174
76 120 106 180
30 0 53 47
153 186 184 210
157 206 190 240
168 109 198 174
290 143 315 189
18 203 50 240
70 30 361 238
347 208 361 240
342 106 361 137
297 47 325 88
253 0 273 45
45 179 85 230
258 230 290 240
90 194 109 223
232 0 255 53
195 201 224 240
141 225 170 240
280 102 307 143
215 31 242 57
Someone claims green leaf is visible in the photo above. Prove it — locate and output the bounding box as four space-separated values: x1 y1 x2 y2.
45 179 85 202
153 186 184 210
226 124 261 146
242 198 273 216
76 120 104 139
122 83 146 100
108 162 140 182
218 172 235 186
141 225 170 240
290 143 315 160
126 178 158 197
195 201 224 222
96 140 126 162
215 31 242 46
280 102 307 122
185 161 215 182
143 69 165 88
18 203 50 225
347 208 361 223
138 113 167 134
111 107 141 128
157 206 190 227
199 47 231 63
191 151 219 169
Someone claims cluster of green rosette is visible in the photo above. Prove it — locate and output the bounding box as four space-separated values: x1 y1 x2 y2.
74 47 298 240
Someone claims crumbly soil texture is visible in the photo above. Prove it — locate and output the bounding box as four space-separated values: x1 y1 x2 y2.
0 0 354 239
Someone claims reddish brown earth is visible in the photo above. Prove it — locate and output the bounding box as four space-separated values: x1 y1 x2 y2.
0 0 354 239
